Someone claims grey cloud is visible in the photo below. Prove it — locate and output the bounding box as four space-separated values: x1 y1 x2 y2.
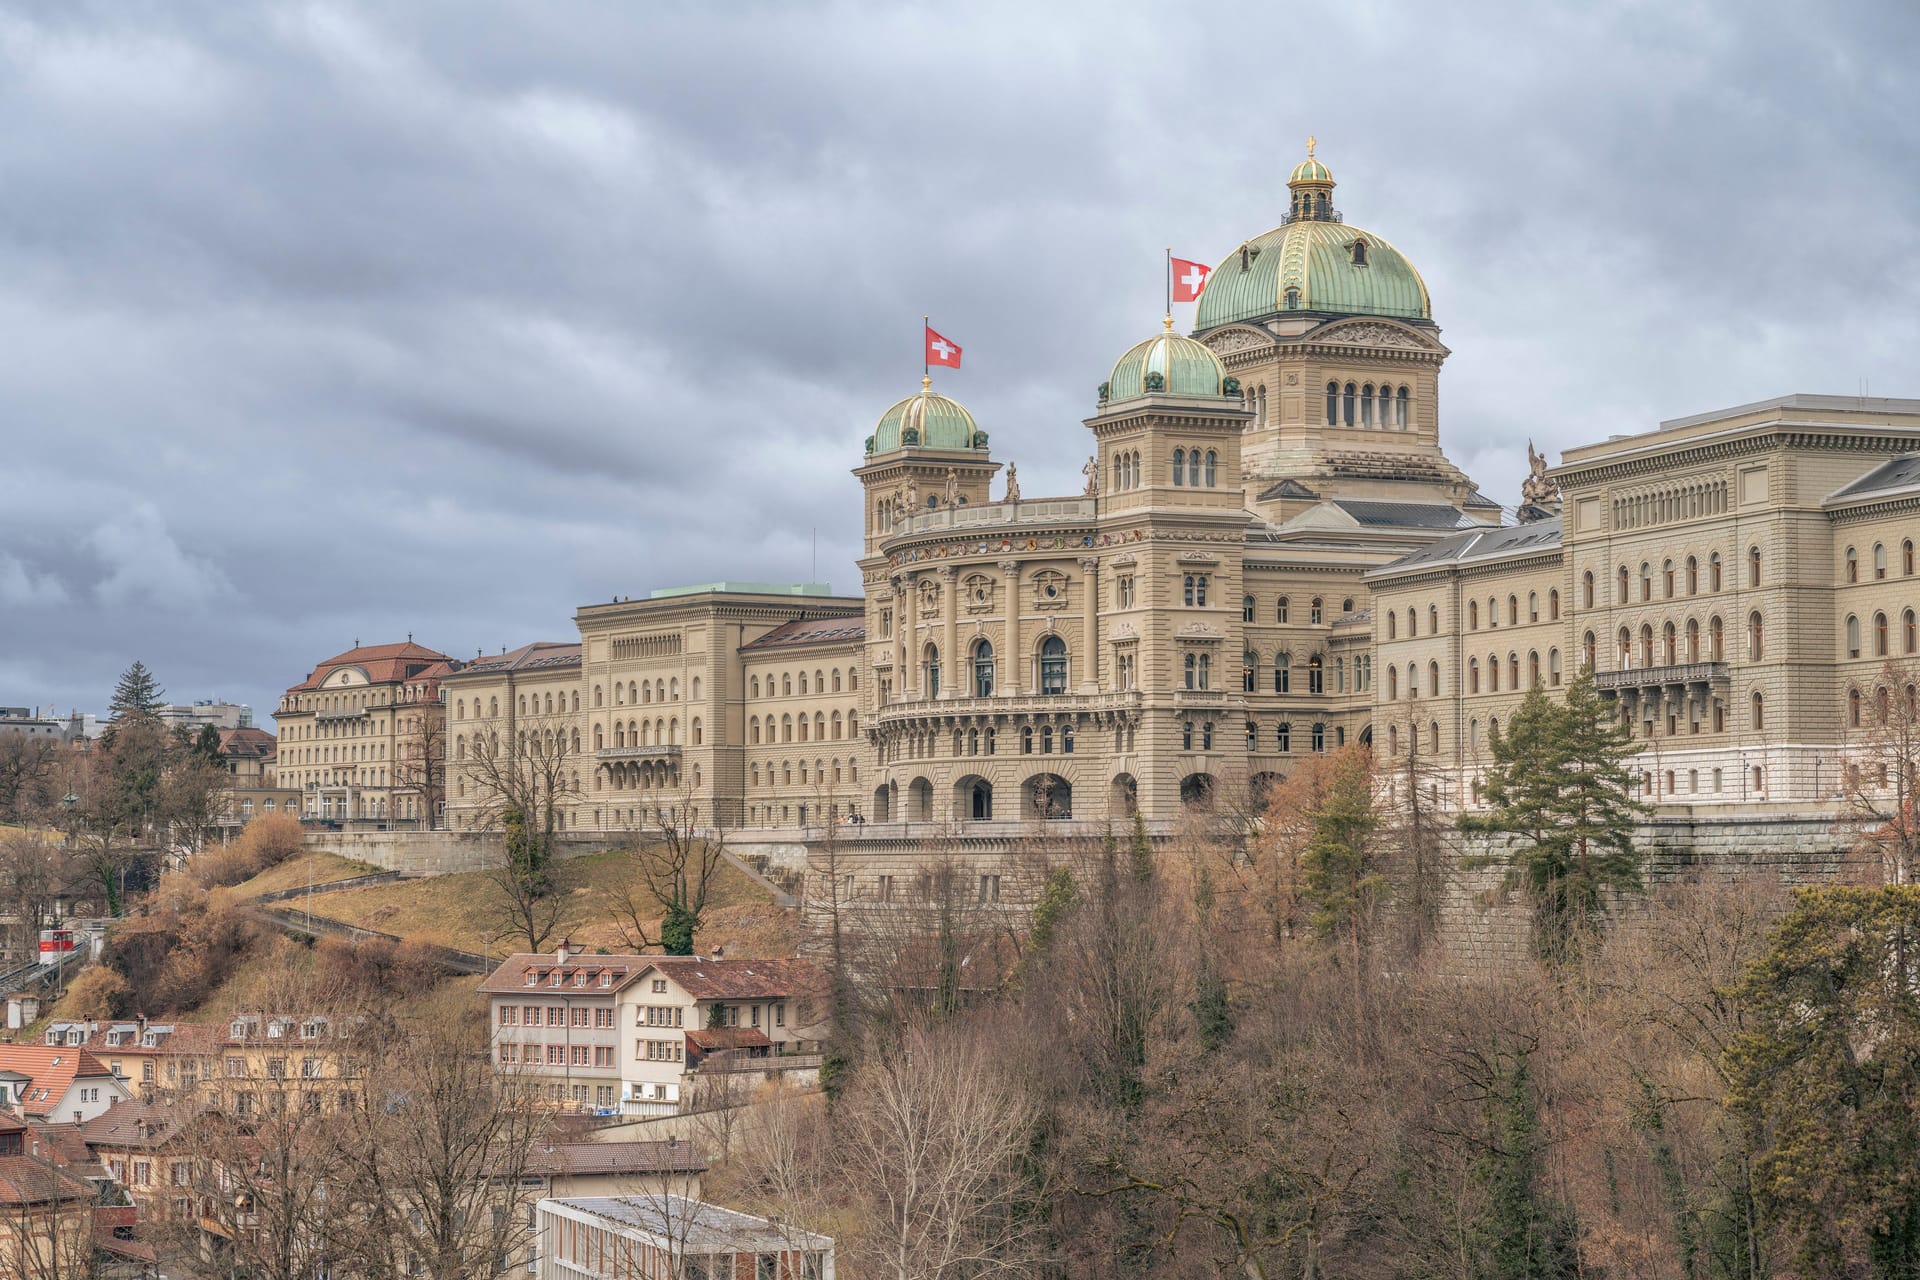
2 0 1916 719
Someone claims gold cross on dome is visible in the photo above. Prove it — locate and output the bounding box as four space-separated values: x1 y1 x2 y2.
1306 135 1317 161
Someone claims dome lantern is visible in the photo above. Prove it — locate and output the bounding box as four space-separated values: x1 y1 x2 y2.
1286 135 1337 223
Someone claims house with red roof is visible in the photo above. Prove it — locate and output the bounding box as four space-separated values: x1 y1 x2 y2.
0 1046 131 1124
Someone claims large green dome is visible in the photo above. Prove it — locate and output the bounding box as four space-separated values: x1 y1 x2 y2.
1195 219 1431 328
866 380 987 455
1103 324 1230 406
1196 143 1431 330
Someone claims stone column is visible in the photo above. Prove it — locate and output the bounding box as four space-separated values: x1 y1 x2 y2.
890 579 909 702
1078 557 1100 692
999 561 1022 695
940 566 959 698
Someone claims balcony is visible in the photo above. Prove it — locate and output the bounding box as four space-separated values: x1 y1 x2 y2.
875 689 1142 727
314 707 370 722
596 744 682 761
896 497 1097 537
1595 662 1729 693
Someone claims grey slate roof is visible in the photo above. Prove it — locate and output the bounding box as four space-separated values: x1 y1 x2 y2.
1373 517 1562 574
1331 499 1477 529
545 1193 833 1254
1829 453 1920 502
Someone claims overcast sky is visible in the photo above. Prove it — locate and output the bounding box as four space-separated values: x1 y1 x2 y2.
3 0 1917 724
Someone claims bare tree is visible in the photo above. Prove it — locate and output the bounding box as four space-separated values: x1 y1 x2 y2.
462 707 584 865
0 1163 100 1280
0 833 78 965
838 1020 1045 1280
334 1010 549 1280
1379 705 1458 956
1839 658 1920 884
0 734 59 824
391 699 448 829
610 783 730 955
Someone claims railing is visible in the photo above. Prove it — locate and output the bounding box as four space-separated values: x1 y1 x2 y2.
899 497 1097 536
595 744 682 760
697 1050 824 1075
875 690 1142 726
1595 662 1729 691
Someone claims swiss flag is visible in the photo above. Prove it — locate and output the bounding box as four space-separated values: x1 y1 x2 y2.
1171 256 1212 302
925 325 962 369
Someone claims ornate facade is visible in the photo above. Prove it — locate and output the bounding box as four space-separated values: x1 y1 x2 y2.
328 144 1920 839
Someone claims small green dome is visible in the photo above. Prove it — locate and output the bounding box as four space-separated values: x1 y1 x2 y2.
1104 322 1229 406
1289 157 1332 184
868 380 985 454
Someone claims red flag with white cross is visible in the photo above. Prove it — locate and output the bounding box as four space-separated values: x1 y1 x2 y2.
925 324 961 369
1171 256 1212 302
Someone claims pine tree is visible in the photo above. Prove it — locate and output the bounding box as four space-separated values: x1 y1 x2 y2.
1462 668 1648 962
1472 1047 1583 1279
1301 746 1385 957
108 660 164 720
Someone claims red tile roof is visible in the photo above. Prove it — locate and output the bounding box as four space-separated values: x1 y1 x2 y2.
78 1099 204 1149
285 642 454 692
686 1027 773 1052
0 1156 93 1206
0 1048 120 1117
645 957 820 1001
217 727 276 760
478 955 647 996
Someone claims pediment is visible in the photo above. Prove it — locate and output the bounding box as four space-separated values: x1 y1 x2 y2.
1175 622 1225 642
1306 320 1435 352
1201 326 1272 355
1175 550 1220 565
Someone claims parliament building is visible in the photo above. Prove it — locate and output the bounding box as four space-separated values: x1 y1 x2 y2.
285 146 1920 841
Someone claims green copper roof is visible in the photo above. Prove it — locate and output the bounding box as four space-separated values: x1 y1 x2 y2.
1104 326 1229 405
1195 219 1431 329
868 382 985 454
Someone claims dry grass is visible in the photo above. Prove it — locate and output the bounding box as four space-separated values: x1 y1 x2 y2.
301 847 799 960
226 851 378 900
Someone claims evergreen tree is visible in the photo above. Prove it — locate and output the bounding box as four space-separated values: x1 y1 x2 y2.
108 660 165 721
1461 669 1648 962
1301 746 1385 958
1129 812 1154 882
1472 1047 1582 1279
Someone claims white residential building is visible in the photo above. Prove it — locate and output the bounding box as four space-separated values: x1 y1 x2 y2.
536 1195 833 1280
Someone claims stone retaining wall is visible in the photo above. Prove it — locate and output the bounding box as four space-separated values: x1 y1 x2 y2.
299 830 627 877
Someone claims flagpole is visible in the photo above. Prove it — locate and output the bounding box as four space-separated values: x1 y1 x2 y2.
923 314 929 386
1164 248 1171 325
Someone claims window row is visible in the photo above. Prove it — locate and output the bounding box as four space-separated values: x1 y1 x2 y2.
1241 651 1370 694
1462 591 1561 631
1843 539 1918 582
592 718 704 748
1241 594 1355 625
1843 608 1920 659
1110 449 1143 491
1595 614 1758 667
750 757 860 787
914 637 1071 699
1325 381 1411 429
748 668 858 699
1170 448 1220 487
1461 649 1564 694
747 711 857 744
1242 720 1334 753
1589 548 1759 608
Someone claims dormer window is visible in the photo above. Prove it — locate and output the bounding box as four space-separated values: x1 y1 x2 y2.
1349 239 1368 267
599 973 613 988
573 972 587 988
523 971 536 986
550 972 563 987
1284 287 1300 309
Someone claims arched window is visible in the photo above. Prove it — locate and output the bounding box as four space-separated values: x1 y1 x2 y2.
1618 565 1630 602
1469 657 1481 692
1172 448 1185 486
1039 636 1068 695
1508 595 1519 625
1509 652 1521 689
1243 651 1257 692
1710 552 1723 591
1361 383 1375 427
1387 666 1398 700
1663 560 1675 597
1907 540 1917 576
1582 571 1594 609
1242 594 1255 623
1686 556 1698 594
1846 547 1858 582
1469 599 1479 629
1489 653 1501 691
924 643 941 697
973 640 995 697
1710 616 1724 661
1846 615 1861 659
1308 654 1325 694
1343 382 1356 426
1748 611 1764 660
1530 651 1542 688
1906 608 1918 655
1875 543 1887 579
1639 563 1652 602
1549 648 1562 685
1310 596 1324 624
1274 653 1291 693
1326 382 1339 424
1748 546 1761 587
1430 604 1440 633
1850 687 1863 727
1407 607 1418 638
1663 622 1677 666
1204 450 1217 486
1387 612 1397 640
1430 660 1441 695
1640 624 1654 668
1875 612 1889 657
1686 619 1700 662
1583 630 1596 668
1395 385 1409 428
1548 590 1560 621
1351 238 1368 266
1751 691 1765 730
692 718 703 746
1277 596 1290 624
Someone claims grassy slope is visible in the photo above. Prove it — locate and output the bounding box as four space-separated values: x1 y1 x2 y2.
226 851 378 900
296 847 797 960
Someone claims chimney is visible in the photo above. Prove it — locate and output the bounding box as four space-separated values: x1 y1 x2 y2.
711 944 725 960
554 938 571 965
